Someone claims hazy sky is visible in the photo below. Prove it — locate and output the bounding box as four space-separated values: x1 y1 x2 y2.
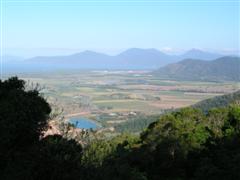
1 0 240 56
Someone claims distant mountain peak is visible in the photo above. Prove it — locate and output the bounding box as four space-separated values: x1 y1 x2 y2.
24 48 225 70
181 49 222 60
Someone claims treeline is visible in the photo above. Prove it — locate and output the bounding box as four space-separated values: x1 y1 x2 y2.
0 77 240 180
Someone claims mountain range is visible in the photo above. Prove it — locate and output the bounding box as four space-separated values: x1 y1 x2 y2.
24 48 224 69
152 56 240 81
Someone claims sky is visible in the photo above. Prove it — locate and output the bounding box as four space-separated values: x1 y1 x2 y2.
1 0 240 57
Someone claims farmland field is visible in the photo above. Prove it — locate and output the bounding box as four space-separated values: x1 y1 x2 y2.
14 70 239 130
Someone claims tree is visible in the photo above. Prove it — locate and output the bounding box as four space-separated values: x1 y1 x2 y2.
0 77 51 146
0 77 83 180
33 135 83 180
0 77 51 176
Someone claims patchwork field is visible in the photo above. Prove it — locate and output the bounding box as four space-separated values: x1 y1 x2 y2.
15 70 239 128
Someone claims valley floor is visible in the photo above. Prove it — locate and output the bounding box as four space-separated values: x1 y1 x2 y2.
10 70 239 132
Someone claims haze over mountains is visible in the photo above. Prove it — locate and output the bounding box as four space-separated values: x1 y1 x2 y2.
3 48 239 78
8 48 221 67
26 48 224 69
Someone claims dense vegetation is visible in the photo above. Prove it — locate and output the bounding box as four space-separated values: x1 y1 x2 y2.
153 56 240 81
114 114 160 133
0 77 240 180
193 90 240 112
0 77 82 180
82 105 240 180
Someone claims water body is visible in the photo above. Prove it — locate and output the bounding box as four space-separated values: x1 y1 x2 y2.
69 117 99 129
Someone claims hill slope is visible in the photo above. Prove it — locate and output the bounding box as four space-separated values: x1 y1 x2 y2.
153 56 240 81
193 90 240 112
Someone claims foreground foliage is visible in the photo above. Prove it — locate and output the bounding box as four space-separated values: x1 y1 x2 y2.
0 77 239 180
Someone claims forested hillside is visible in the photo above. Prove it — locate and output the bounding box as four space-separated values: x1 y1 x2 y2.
0 77 240 180
193 90 240 112
153 56 240 81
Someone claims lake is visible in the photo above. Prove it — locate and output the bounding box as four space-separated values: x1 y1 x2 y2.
69 117 99 129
